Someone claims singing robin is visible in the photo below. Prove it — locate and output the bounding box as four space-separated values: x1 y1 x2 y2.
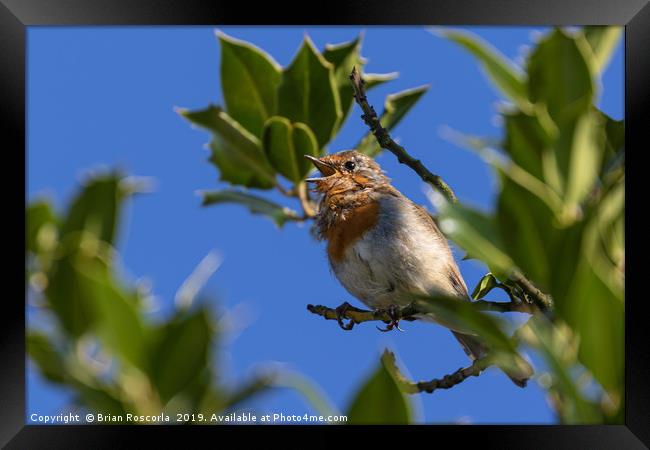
305 150 531 388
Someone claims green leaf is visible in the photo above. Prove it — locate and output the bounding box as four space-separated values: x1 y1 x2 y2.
346 358 412 424
179 105 277 189
527 29 594 124
262 116 319 183
415 296 517 357
277 36 342 148
439 28 529 109
364 72 399 89
27 332 67 384
563 110 603 213
149 309 213 403
46 253 98 337
201 189 300 227
435 198 515 279
582 26 622 75
323 36 363 124
217 31 282 137
27 199 57 254
471 273 498 300
519 315 602 423
357 85 429 156
60 173 127 245
74 257 147 371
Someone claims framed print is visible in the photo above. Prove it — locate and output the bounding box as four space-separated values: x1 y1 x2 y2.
3 0 648 447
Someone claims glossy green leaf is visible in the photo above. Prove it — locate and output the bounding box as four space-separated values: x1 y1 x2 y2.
262 116 319 183
218 31 282 137
179 105 277 189
277 36 342 148
364 72 399 89
346 358 412 424
149 309 212 403
60 173 126 245
439 28 529 108
27 199 57 254
322 36 363 123
27 332 67 384
527 29 594 124
357 85 429 156
471 273 498 300
201 189 300 227
582 26 622 75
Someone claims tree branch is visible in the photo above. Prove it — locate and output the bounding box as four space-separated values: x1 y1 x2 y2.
307 299 534 329
349 67 458 204
382 349 490 394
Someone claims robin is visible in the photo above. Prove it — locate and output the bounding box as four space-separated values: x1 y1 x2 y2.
305 150 532 387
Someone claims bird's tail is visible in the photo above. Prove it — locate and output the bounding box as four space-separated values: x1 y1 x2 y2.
452 331 532 388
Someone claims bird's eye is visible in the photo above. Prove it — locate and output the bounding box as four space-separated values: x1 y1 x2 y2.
344 161 356 171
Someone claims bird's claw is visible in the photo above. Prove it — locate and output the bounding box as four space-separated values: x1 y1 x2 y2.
376 304 405 332
335 302 356 331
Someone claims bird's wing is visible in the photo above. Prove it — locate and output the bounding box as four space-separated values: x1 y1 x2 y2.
411 202 469 298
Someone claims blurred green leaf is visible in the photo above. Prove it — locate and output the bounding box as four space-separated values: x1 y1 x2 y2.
72 381 128 416
27 332 67 384
519 315 602 423
262 116 319 183
415 296 517 357
582 26 622 75
277 36 342 148
596 109 624 176
439 28 529 108
149 309 212 403
60 173 126 245
562 110 603 213
201 189 300 227
527 29 594 124
46 253 99 337
346 358 412 424
415 295 530 379
26 200 57 254
502 111 554 183
471 273 498 300
75 258 147 371
436 198 514 279
357 85 429 156
217 31 282 137
179 105 277 189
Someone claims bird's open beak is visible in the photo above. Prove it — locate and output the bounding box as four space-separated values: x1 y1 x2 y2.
304 155 338 182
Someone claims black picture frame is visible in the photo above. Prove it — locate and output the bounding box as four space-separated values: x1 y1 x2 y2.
3 0 648 447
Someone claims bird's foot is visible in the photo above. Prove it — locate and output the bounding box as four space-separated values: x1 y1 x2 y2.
335 301 359 331
376 304 405 332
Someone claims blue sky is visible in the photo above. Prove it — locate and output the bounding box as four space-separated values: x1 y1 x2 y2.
27 26 623 424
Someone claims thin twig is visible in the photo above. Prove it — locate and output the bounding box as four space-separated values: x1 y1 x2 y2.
510 270 554 312
307 299 533 328
296 181 317 218
382 350 490 394
349 67 458 203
